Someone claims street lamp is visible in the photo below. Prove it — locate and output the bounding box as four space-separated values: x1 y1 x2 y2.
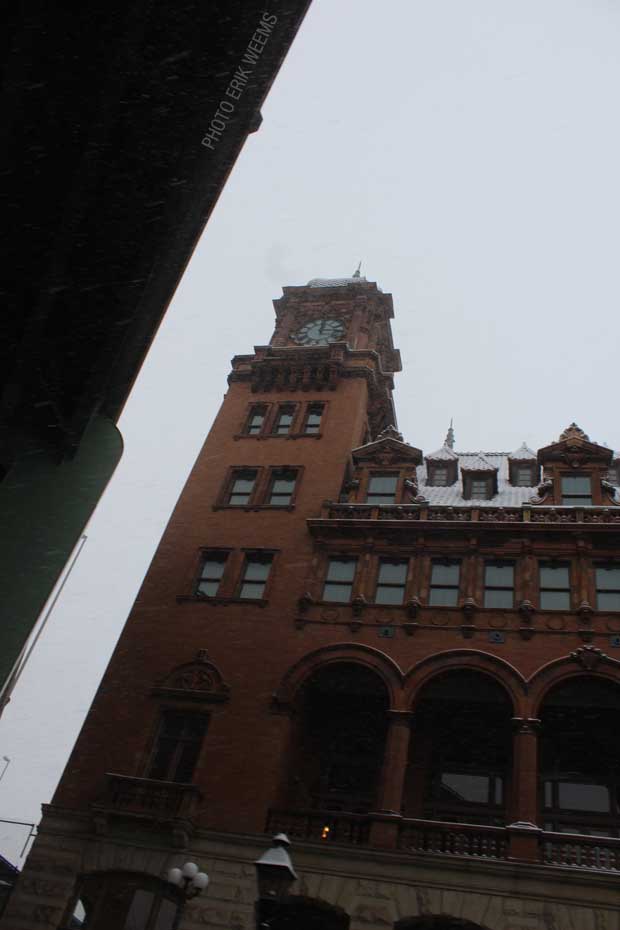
167 861 209 929
254 833 297 929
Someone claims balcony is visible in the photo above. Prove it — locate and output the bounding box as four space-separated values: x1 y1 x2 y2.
92 774 202 842
266 809 620 872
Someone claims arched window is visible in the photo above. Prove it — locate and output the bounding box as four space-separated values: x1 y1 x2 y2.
406 670 512 825
289 663 389 814
60 872 180 930
540 677 620 836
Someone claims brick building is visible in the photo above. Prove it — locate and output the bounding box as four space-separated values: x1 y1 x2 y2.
5 274 620 929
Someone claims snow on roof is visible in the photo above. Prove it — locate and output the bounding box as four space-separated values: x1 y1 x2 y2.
460 452 497 472
307 276 368 288
419 453 534 506
509 442 537 461
426 444 459 461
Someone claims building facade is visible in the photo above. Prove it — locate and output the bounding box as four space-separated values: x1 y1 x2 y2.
5 275 620 929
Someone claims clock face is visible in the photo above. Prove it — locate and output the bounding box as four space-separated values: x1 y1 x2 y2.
293 318 345 346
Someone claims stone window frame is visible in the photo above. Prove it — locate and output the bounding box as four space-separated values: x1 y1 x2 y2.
428 557 462 607
537 560 572 612
371 556 410 605
320 555 360 604
235 548 278 601
144 707 210 784
193 548 233 598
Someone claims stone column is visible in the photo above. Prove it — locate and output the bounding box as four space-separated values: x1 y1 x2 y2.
508 717 541 861
369 711 413 848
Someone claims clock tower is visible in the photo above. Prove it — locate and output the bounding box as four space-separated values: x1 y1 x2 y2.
230 271 401 438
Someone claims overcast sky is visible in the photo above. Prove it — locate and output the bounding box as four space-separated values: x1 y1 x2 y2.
2 0 620 863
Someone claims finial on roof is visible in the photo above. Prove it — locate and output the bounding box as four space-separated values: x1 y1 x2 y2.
559 423 590 442
352 261 362 278
377 423 403 442
445 419 455 450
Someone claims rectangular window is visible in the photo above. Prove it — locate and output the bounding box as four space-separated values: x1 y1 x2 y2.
539 562 570 610
195 552 227 596
432 466 448 487
303 403 324 435
471 478 490 500
268 469 297 506
596 565 620 611
366 474 398 505
146 710 208 783
484 561 515 608
515 465 533 487
429 560 461 606
375 559 408 605
227 469 257 506
245 405 266 436
272 405 295 435
238 553 273 599
323 557 357 602
561 475 592 505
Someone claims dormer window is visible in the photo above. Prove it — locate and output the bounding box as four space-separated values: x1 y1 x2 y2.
561 475 592 506
471 478 491 500
425 443 458 487
514 464 535 487
461 453 498 501
508 443 538 487
366 473 398 505
432 466 448 487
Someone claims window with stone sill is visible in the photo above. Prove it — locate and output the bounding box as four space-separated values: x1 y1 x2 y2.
374 559 408 605
226 468 258 506
195 551 228 597
539 562 570 610
595 564 620 611
561 474 592 506
303 402 324 435
483 561 515 608
146 709 209 783
238 552 273 599
272 403 297 435
322 557 358 602
429 559 461 606
365 473 398 505
267 468 298 507
244 404 268 436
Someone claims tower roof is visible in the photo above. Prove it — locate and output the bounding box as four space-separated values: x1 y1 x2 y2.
307 275 369 288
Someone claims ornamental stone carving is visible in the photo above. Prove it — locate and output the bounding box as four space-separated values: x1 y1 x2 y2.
153 650 230 703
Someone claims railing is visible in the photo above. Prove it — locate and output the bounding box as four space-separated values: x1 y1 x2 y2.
541 832 620 871
398 817 508 860
266 809 371 846
320 503 620 524
94 773 202 822
267 809 620 873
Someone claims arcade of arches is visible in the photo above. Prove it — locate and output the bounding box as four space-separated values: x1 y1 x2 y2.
276 655 620 854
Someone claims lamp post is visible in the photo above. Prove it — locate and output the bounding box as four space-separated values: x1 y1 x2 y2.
254 833 297 930
167 860 209 930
